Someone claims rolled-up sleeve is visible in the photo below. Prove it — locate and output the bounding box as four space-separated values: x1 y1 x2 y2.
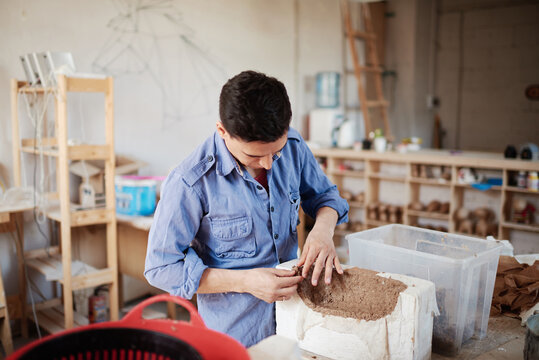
298 142 349 224
144 172 208 299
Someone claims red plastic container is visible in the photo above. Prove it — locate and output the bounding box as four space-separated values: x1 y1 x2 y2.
9 294 250 360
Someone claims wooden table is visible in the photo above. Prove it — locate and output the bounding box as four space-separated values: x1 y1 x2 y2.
0 202 33 353
116 214 153 283
116 214 178 317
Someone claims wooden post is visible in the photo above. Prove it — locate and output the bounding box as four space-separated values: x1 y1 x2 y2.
105 77 119 321
56 75 74 329
11 79 21 187
13 213 28 337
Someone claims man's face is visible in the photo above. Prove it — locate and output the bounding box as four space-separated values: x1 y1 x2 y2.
216 122 288 171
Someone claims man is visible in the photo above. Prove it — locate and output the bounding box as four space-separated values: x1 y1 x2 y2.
145 70 349 347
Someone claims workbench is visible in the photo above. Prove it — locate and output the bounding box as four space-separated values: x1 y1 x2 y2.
116 214 178 317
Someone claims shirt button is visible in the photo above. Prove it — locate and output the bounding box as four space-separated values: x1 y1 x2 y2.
270 206 274 212
207 155 214 162
257 185 263 190
274 233 279 239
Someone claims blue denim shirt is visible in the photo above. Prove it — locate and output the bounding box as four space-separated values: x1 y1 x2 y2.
144 128 348 347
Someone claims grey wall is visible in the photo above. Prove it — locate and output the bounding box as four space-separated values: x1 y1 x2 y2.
436 0 539 151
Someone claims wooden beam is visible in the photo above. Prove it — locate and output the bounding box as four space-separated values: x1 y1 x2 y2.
68 145 111 160
71 268 115 291
66 77 109 93
71 208 114 227
21 137 58 147
11 79 21 187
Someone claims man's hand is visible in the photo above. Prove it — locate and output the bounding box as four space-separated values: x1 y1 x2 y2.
297 207 343 286
242 268 303 303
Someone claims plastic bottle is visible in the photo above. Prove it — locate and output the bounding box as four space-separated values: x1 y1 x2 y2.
517 171 527 188
527 171 538 192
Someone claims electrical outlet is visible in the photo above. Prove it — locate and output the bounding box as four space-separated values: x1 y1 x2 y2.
426 95 440 109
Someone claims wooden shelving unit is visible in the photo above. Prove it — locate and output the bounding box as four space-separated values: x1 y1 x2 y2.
11 76 119 334
299 148 539 247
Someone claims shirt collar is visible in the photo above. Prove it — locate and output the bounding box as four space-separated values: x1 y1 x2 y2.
214 131 243 177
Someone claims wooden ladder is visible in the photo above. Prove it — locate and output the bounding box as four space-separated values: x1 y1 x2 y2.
341 0 391 140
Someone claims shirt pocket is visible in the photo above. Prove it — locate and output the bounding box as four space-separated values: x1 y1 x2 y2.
208 216 256 258
289 191 301 233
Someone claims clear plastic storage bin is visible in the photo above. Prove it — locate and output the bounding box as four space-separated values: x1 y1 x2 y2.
347 224 502 356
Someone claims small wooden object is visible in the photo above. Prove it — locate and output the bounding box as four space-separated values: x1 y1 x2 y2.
336 222 350 231
351 222 364 232
409 201 424 211
378 203 389 222
426 200 441 213
439 202 450 214
458 219 474 234
340 190 353 201
388 205 401 224
352 192 365 203
367 203 379 220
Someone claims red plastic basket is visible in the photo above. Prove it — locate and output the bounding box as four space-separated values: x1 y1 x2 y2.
9 294 250 360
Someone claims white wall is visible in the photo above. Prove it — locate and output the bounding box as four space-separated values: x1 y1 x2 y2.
0 0 343 297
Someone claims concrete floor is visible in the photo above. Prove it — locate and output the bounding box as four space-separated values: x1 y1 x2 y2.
432 315 526 360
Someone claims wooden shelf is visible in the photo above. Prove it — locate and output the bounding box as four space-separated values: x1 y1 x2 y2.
409 177 451 186
18 86 55 93
454 183 503 191
501 222 539 233
453 232 487 240
328 169 365 178
504 186 539 195
301 147 539 249
407 209 450 221
366 219 395 227
368 173 406 182
45 203 114 227
21 146 58 157
30 305 89 335
20 144 111 160
25 254 115 291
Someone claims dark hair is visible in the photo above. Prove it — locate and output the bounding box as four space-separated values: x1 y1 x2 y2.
219 70 292 142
